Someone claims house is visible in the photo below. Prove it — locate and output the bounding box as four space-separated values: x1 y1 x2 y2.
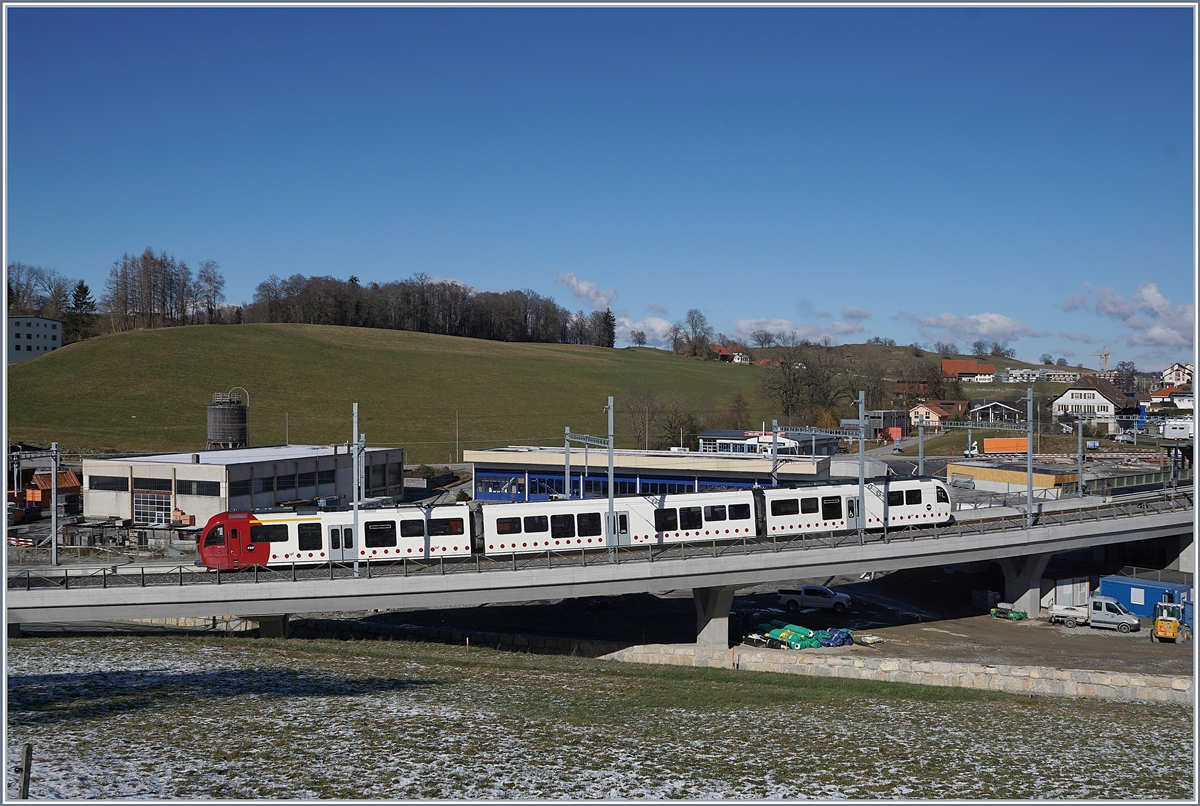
941 359 995 379
1150 387 1186 410
1037 369 1080 384
1084 369 1120 382
909 403 955 432
709 343 733 362
969 400 1022 423
1160 362 1193 388
1003 368 1040 384
970 373 995 383
1171 393 1194 411
1050 377 1126 434
8 316 64 365
726 343 751 365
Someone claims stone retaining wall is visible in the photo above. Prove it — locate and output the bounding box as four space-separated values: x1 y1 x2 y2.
288 617 623 657
604 644 1194 706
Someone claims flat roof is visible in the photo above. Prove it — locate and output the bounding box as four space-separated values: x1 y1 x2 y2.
465 445 826 477
88 444 399 466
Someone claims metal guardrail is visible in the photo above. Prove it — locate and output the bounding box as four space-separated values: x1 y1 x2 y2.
7 489 1193 593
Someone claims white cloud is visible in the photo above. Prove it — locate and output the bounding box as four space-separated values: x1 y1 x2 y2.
1059 282 1194 350
553 272 617 310
840 306 872 321
732 317 860 346
1060 332 1094 343
617 316 674 346
647 303 668 315
899 311 1031 346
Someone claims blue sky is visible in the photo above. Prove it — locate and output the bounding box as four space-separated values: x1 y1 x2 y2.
5 5 1195 370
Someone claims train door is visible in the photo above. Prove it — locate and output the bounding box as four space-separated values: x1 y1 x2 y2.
607 510 630 547
846 497 860 532
227 524 243 567
328 525 354 562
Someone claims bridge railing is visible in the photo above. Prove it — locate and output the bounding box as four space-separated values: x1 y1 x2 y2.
8 490 1192 593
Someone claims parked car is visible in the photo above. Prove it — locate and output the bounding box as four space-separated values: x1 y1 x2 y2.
1048 595 1141 633
1110 434 1135 444
778 586 851 614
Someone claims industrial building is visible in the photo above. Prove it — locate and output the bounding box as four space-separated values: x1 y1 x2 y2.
82 444 405 526
8 316 63 364
463 445 830 503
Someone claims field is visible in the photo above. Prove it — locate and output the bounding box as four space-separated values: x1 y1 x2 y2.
6 325 766 463
5 635 1192 799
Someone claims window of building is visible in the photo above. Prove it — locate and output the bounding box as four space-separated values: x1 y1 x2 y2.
133 492 172 524
297 523 322 551
176 479 220 496
229 479 252 497
132 477 172 493
275 474 296 491
298 471 317 488
256 477 274 493
317 469 335 486
88 475 129 492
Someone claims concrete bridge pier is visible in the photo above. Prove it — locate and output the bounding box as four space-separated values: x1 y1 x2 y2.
693 586 738 649
251 614 290 638
997 553 1053 616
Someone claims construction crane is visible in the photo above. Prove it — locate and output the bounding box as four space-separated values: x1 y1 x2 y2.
1090 346 1111 372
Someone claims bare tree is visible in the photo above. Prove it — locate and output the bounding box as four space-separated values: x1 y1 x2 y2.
972 339 990 357
621 386 658 450
750 329 777 349
934 341 958 357
683 308 714 358
758 332 807 425
630 330 647 347
196 260 226 324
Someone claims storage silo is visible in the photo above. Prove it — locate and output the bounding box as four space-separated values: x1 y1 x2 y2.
207 391 248 449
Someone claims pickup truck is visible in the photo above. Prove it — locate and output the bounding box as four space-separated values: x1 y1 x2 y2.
1048 595 1141 633
778 585 851 614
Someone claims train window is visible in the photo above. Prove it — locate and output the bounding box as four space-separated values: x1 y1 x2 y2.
887 491 904 507
330 528 341 550
365 521 397 548
577 512 602 537
343 529 353 549
728 504 751 520
936 486 949 504
550 514 575 538
703 505 726 522
249 524 288 543
496 517 522 534
771 499 799 517
801 498 819 514
298 523 322 551
429 518 465 536
653 508 678 532
821 497 842 521
906 489 923 506
524 515 548 533
679 507 702 530
202 525 225 547
400 520 425 538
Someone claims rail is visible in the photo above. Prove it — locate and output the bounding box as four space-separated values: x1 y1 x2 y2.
7 489 1192 593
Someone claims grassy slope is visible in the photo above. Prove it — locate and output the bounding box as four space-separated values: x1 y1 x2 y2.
7 325 772 462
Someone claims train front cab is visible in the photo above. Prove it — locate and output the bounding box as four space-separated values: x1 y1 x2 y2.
198 512 263 570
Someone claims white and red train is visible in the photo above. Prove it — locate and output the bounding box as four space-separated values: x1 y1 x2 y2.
194 474 945 570
197 476 953 570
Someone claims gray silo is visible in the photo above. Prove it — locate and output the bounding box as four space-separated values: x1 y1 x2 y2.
206 391 248 449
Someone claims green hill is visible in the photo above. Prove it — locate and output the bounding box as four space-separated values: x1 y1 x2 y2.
7 325 778 462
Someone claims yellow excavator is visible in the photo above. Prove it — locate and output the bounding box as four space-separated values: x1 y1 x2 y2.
1150 602 1188 643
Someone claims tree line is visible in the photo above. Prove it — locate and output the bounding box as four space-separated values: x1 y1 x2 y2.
246 272 616 347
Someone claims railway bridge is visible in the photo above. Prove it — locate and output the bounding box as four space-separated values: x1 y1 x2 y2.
6 492 1193 647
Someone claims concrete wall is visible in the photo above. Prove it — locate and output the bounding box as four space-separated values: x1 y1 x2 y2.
604 644 1193 706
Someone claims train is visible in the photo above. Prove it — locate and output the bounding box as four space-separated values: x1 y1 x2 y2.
197 475 953 570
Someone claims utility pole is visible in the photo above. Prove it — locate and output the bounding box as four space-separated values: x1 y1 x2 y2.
1026 387 1034 529
1077 413 1085 498
455 409 459 464
352 404 361 577
606 396 615 553
770 420 779 487
857 392 865 546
